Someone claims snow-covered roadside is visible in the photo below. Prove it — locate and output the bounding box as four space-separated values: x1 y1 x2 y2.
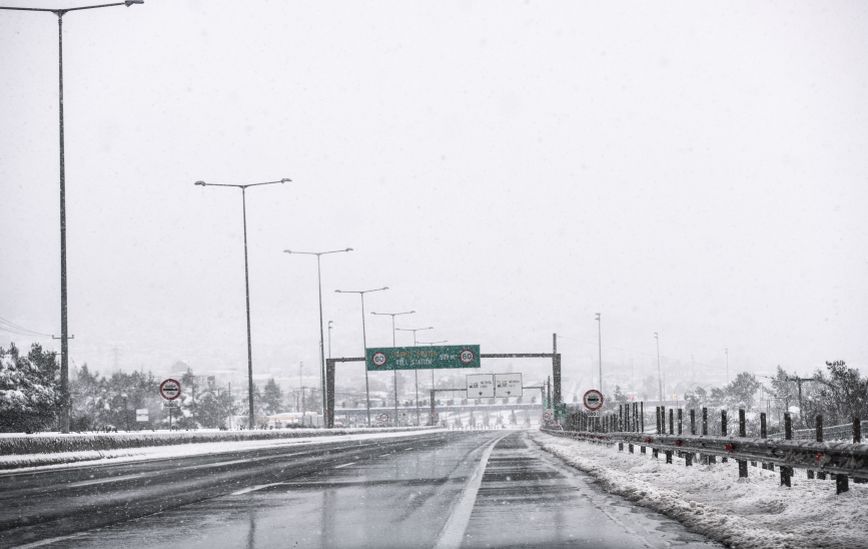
530 431 868 549
0 428 448 472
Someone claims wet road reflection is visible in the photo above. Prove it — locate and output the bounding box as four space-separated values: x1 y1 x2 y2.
33 431 720 549
460 433 717 548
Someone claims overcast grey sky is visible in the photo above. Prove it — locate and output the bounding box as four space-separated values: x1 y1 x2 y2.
2 1 867 396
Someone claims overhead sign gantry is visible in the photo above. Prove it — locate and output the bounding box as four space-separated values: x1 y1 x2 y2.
324 334 563 428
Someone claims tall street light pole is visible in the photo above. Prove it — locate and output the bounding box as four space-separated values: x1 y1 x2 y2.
327 320 334 359
725 347 729 385
370 310 415 426
1 0 145 434
595 313 602 394
195 177 289 429
417 339 447 394
335 287 388 426
284 248 353 422
396 326 433 425
654 331 663 404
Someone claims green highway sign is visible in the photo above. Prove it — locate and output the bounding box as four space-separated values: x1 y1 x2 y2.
366 345 481 371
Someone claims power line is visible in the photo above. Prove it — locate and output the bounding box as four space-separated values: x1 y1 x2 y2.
0 316 52 338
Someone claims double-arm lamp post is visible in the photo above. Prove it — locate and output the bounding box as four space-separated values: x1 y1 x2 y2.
0 0 145 433
335 287 388 426
395 326 433 426
284 248 353 422
417 339 447 391
195 178 289 429
370 310 415 426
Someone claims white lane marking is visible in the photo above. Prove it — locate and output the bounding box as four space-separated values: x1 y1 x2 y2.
66 471 147 488
14 531 87 549
404 447 414 451
230 482 286 496
434 434 508 549
379 453 392 457
64 453 297 489
333 462 356 469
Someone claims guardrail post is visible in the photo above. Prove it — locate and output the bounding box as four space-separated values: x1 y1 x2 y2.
677 408 683 435
619 404 624 432
760 412 773 470
661 405 666 434
851 416 864 486
665 449 672 464
640 402 644 433
856 416 862 443
702 407 708 435
652 447 659 459
690 408 696 435
721 410 728 463
701 407 711 464
737 408 748 478
781 412 793 487
815 415 826 480
837 473 849 494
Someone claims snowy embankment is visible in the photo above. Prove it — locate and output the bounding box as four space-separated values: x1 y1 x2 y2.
0 427 437 470
531 431 868 549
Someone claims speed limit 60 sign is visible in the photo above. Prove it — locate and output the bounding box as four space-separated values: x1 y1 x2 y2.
159 378 182 400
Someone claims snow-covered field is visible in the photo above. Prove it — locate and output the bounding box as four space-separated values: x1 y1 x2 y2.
531 431 868 549
0 428 447 471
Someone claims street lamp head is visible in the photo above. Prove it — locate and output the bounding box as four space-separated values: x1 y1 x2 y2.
280 178 291 183
194 180 206 186
283 249 293 254
125 0 144 5
345 247 354 252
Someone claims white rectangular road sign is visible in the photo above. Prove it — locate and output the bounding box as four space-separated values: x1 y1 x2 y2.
466 374 495 398
494 373 523 398
135 408 149 422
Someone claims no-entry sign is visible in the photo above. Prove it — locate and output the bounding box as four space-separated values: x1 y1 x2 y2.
159 378 182 400
583 389 604 411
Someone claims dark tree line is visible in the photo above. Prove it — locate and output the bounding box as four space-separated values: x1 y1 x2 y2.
0 341 292 432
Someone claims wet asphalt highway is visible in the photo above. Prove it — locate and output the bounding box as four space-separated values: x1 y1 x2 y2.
3 430 720 549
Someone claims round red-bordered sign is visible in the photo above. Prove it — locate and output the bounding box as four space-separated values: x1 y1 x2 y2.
459 349 475 364
583 389 604 411
159 378 182 400
372 352 387 367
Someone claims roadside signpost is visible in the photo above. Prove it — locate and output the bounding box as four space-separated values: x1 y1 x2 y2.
494 373 523 398
466 374 495 398
159 378 181 429
135 408 149 422
365 345 481 371
583 389 604 412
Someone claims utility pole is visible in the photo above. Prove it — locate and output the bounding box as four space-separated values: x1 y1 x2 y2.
298 361 305 423
654 332 663 404
595 313 602 394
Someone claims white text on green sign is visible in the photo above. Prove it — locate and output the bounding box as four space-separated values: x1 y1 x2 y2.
365 345 481 371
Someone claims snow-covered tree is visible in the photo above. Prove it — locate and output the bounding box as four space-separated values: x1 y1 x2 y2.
0 343 60 432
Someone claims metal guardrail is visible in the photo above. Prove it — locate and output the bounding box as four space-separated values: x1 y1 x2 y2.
542 429 868 477
768 420 868 441
550 403 866 494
